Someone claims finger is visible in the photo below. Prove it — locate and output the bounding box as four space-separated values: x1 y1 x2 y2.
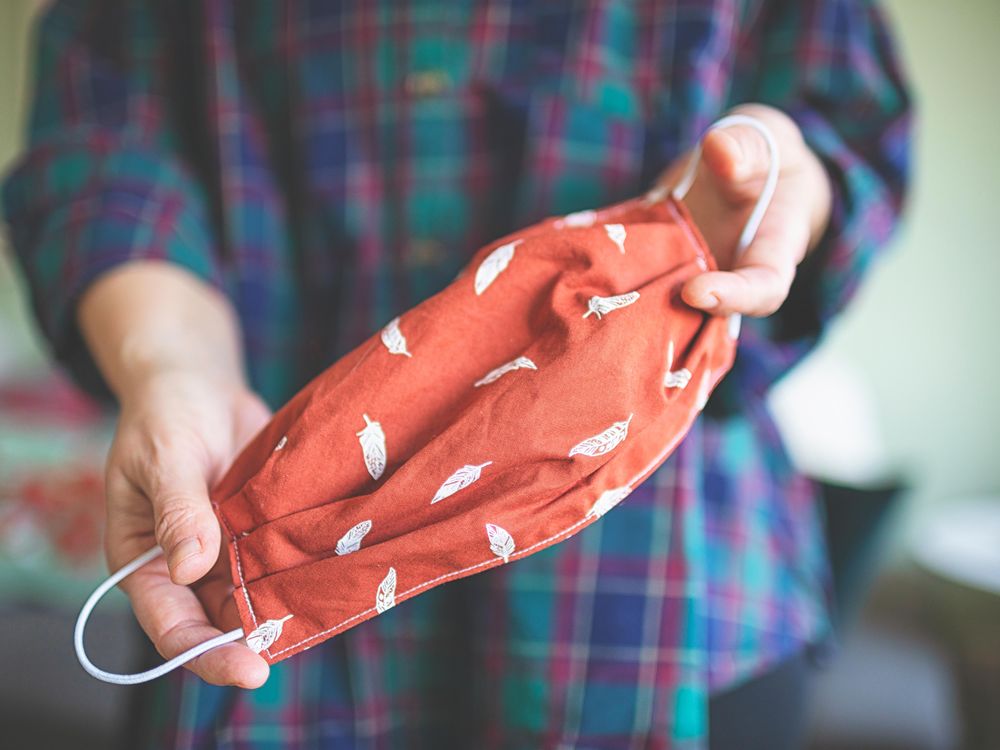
682 206 810 317
125 555 269 688
105 473 266 687
701 124 774 201
118 437 223 586
152 465 222 586
682 266 787 318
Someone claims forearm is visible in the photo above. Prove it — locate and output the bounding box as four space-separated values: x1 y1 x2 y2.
76 259 271 688
78 261 246 405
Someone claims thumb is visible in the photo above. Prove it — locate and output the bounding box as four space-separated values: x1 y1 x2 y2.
150 465 222 586
701 123 774 195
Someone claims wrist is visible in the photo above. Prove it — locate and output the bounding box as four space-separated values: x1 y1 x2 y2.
79 261 246 402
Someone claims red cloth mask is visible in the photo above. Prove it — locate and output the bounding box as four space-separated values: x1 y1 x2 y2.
75 115 779 684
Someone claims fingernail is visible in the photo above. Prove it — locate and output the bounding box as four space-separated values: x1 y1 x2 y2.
700 293 720 309
172 537 202 567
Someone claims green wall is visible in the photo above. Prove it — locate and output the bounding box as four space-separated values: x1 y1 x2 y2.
0 0 33 173
826 0 1000 544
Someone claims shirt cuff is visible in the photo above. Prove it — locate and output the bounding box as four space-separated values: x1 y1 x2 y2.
739 105 906 398
3 136 223 400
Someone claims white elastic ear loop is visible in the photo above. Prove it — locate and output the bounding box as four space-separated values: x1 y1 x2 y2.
74 544 245 685
671 113 780 258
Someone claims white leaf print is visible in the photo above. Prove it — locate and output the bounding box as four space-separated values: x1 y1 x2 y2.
274 436 287 452
664 368 692 389
582 291 640 320
556 209 597 228
431 461 493 504
605 224 627 254
375 567 397 614
335 519 373 556
380 316 412 357
696 370 712 411
486 523 515 563
355 413 387 480
474 240 521 295
473 355 538 387
568 414 634 458
245 615 293 654
728 312 742 339
586 485 632 519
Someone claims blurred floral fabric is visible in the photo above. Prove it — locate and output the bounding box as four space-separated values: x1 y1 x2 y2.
0 251 113 604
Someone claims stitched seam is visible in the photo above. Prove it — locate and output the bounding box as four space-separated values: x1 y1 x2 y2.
214 502 264 653
266 514 595 658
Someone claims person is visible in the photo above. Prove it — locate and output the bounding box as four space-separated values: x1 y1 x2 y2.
2 1 912 748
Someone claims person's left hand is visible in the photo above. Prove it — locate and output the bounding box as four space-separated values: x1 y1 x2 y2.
656 103 833 318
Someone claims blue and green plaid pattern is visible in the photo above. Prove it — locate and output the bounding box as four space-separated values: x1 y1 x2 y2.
3 1 911 747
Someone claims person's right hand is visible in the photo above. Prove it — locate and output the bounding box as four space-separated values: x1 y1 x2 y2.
105 369 272 687
78 261 272 687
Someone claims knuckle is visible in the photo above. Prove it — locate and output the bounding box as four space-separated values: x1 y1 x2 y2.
112 426 177 492
761 280 793 316
739 265 791 318
156 621 234 684
141 433 183 485
102 463 129 506
154 502 200 546
757 297 784 317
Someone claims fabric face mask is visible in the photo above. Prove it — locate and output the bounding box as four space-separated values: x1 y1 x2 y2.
75 115 779 684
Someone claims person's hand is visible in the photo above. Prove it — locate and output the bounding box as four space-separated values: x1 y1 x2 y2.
657 103 833 317
79 262 272 687
105 370 272 687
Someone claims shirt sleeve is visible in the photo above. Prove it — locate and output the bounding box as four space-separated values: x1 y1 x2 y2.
715 0 914 406
1 1 222 399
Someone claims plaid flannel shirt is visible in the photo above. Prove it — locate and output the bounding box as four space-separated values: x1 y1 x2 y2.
3 1 912 747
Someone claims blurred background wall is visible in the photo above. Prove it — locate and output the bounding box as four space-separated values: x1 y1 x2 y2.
0 1 997 749
0 2 45 373
818 0 1000 550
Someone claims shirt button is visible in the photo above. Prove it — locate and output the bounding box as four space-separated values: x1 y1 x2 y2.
406 239 447 266
404 69 452 97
